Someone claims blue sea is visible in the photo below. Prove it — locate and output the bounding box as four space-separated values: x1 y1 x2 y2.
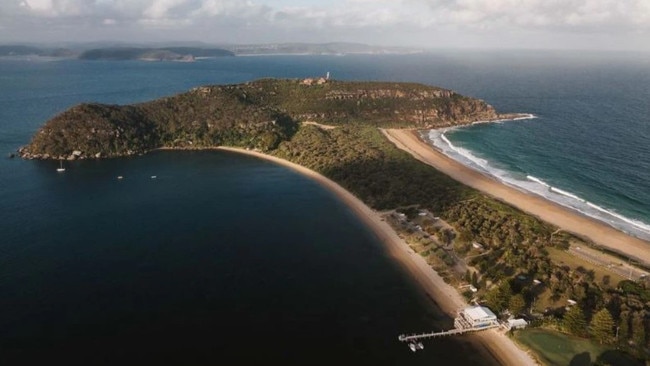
0 51 648 364
422 51 650 242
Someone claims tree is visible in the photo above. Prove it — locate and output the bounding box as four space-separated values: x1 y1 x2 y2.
590 308 614 344
563 305 587 336
631 312 646 347
484 281 513 314
618 311 630 345
509 294 526 316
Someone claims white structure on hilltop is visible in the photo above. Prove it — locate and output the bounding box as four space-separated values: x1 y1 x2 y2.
454 306 498 330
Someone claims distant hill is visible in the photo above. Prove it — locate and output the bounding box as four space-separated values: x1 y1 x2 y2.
223 42 421 55
78 47 234 61
0 42 418 59
0 45 76 58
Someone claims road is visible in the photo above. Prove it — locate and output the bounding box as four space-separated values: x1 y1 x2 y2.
569 245 648 281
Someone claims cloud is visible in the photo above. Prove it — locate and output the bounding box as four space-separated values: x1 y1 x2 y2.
1 0 649 48
9 0 650 31
411 0 650 31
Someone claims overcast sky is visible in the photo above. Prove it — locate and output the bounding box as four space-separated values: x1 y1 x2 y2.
2 0 649 50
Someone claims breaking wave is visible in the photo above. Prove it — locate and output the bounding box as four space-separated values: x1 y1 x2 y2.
425 128 650 241
525 176 650 235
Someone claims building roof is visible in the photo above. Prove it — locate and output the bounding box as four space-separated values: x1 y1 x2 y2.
507 318 528 326
463 306 497 321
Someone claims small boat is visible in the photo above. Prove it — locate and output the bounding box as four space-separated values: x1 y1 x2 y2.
56 160 65 172
417 342 424 350
408 343 417 352
151 175 157 179
117 176 123 180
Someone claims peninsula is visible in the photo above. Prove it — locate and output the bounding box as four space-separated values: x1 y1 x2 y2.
19 78 503 160
21 78 650 364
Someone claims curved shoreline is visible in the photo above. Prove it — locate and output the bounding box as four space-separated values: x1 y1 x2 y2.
382 128 650 267
214 146 537 366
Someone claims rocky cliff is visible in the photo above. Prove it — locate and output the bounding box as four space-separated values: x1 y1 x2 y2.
20 78 505 160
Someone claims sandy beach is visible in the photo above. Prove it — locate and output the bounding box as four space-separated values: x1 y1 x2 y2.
383 129 650 267
216 146 538 366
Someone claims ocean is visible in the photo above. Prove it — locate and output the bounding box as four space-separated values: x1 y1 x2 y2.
421 51 650 242
0 51 648 364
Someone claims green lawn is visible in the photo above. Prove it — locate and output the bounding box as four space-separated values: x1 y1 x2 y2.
514 329 641 366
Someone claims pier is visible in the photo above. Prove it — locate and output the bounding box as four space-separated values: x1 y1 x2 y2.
398 305 501 351
398 323 499 342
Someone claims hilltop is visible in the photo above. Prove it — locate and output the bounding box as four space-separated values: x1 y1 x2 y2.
20 78 503 160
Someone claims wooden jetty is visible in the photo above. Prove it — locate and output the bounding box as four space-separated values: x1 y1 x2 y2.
398 323 499 343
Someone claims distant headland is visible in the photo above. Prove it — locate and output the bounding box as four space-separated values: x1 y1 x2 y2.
0 42 421 61
19 78 514 161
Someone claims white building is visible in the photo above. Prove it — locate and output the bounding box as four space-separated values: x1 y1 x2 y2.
455 306 499 329
507 318 528 330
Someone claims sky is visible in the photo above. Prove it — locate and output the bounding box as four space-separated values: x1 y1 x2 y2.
1 0 650 50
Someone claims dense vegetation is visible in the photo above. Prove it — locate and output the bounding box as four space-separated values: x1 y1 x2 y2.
20 79 499 160
274 125 472 210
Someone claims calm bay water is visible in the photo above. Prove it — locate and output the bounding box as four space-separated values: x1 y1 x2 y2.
1 51 648 364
